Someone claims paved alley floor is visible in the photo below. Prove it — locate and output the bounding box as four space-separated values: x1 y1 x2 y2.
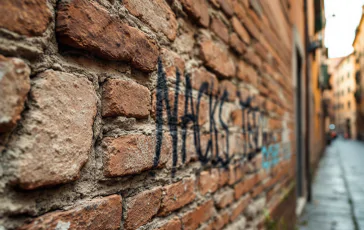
298 138 364 230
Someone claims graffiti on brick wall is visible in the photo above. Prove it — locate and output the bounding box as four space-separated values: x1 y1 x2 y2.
262 133 280 169
153 58 288 174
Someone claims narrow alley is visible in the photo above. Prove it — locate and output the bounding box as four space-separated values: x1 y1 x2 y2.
299 138 364 230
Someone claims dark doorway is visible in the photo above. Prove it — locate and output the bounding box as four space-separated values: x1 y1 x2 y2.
296 48 304 198
346 118 351 138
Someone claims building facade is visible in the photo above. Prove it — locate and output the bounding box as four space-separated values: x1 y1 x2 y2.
353 6 364 140
331 54 357 138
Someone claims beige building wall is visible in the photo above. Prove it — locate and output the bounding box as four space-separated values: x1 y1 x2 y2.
353 6 364 139
332 54 357 138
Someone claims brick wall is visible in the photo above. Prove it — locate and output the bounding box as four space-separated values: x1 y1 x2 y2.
0 0 297 229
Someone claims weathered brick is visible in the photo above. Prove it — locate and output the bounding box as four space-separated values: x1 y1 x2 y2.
124 0 177 41
156 217 182 230
229 162 246 185
218 168 229 187
10 70 97 190
0 0 51 36
152 91 185 123
56 0 158 72
237 61 259 86
159 178 196 216
231 109 243 127
229 33 247 55
209 0 220 8
217 0 234 16
214 188 234 208
0 56 30 133
180 0 210 27
209 210 230 230
211 17 229 43
160 48 186 78
242 14 261 40
244 48 262 68
232 0 247 20
252 183 265 198
191 68 219 95
229 216 247 229
151 91 208 126
219 80 237 102
199 169 219 195
234 175 258 199
230 195 251 221
125 187 162 230
200 40 236 78
181 200 216 230
102 134 172 177
20 195 122 230
231 17 250 44
102 79 151 118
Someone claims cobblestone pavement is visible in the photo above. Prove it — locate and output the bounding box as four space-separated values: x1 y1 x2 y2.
298 138 364 230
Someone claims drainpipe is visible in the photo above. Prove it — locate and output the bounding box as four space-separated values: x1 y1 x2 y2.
304 0 312 203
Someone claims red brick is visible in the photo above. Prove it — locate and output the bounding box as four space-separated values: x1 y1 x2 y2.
181 200 216 230
10 70 97 190
0 56 30 132
214 188 234 208
228 161 249 185
210 210 230 230
19 195 122 230
209 0 220 8
234 175 258 199
180 0 210 27
231 109 243 127
151 92 208 126
231 17 250 44
102 134 172 177
229 33 247 55
218 168 229 187
160 48 186 78
156 217 182 230
151 91 185 123
244 48 262 68
230 195 251 221
199 169 219 195
191 68 219 95
237 60 252 81
125 187 162 230
217 0 234 16
159 178 196 216
219 80 237 101
56 0 158 72
242 14 261 40
229 216 247 229
0 0 51 36
252 183 265 198
211 16 229 43
254 42 268 62
232 0 247 20
200 40 236 78
102 79 151 118
124 0 177 41
228 164 237 185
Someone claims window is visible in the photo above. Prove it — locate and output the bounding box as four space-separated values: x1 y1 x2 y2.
348 101 351 109
348 73 350 78
348 87 351 93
